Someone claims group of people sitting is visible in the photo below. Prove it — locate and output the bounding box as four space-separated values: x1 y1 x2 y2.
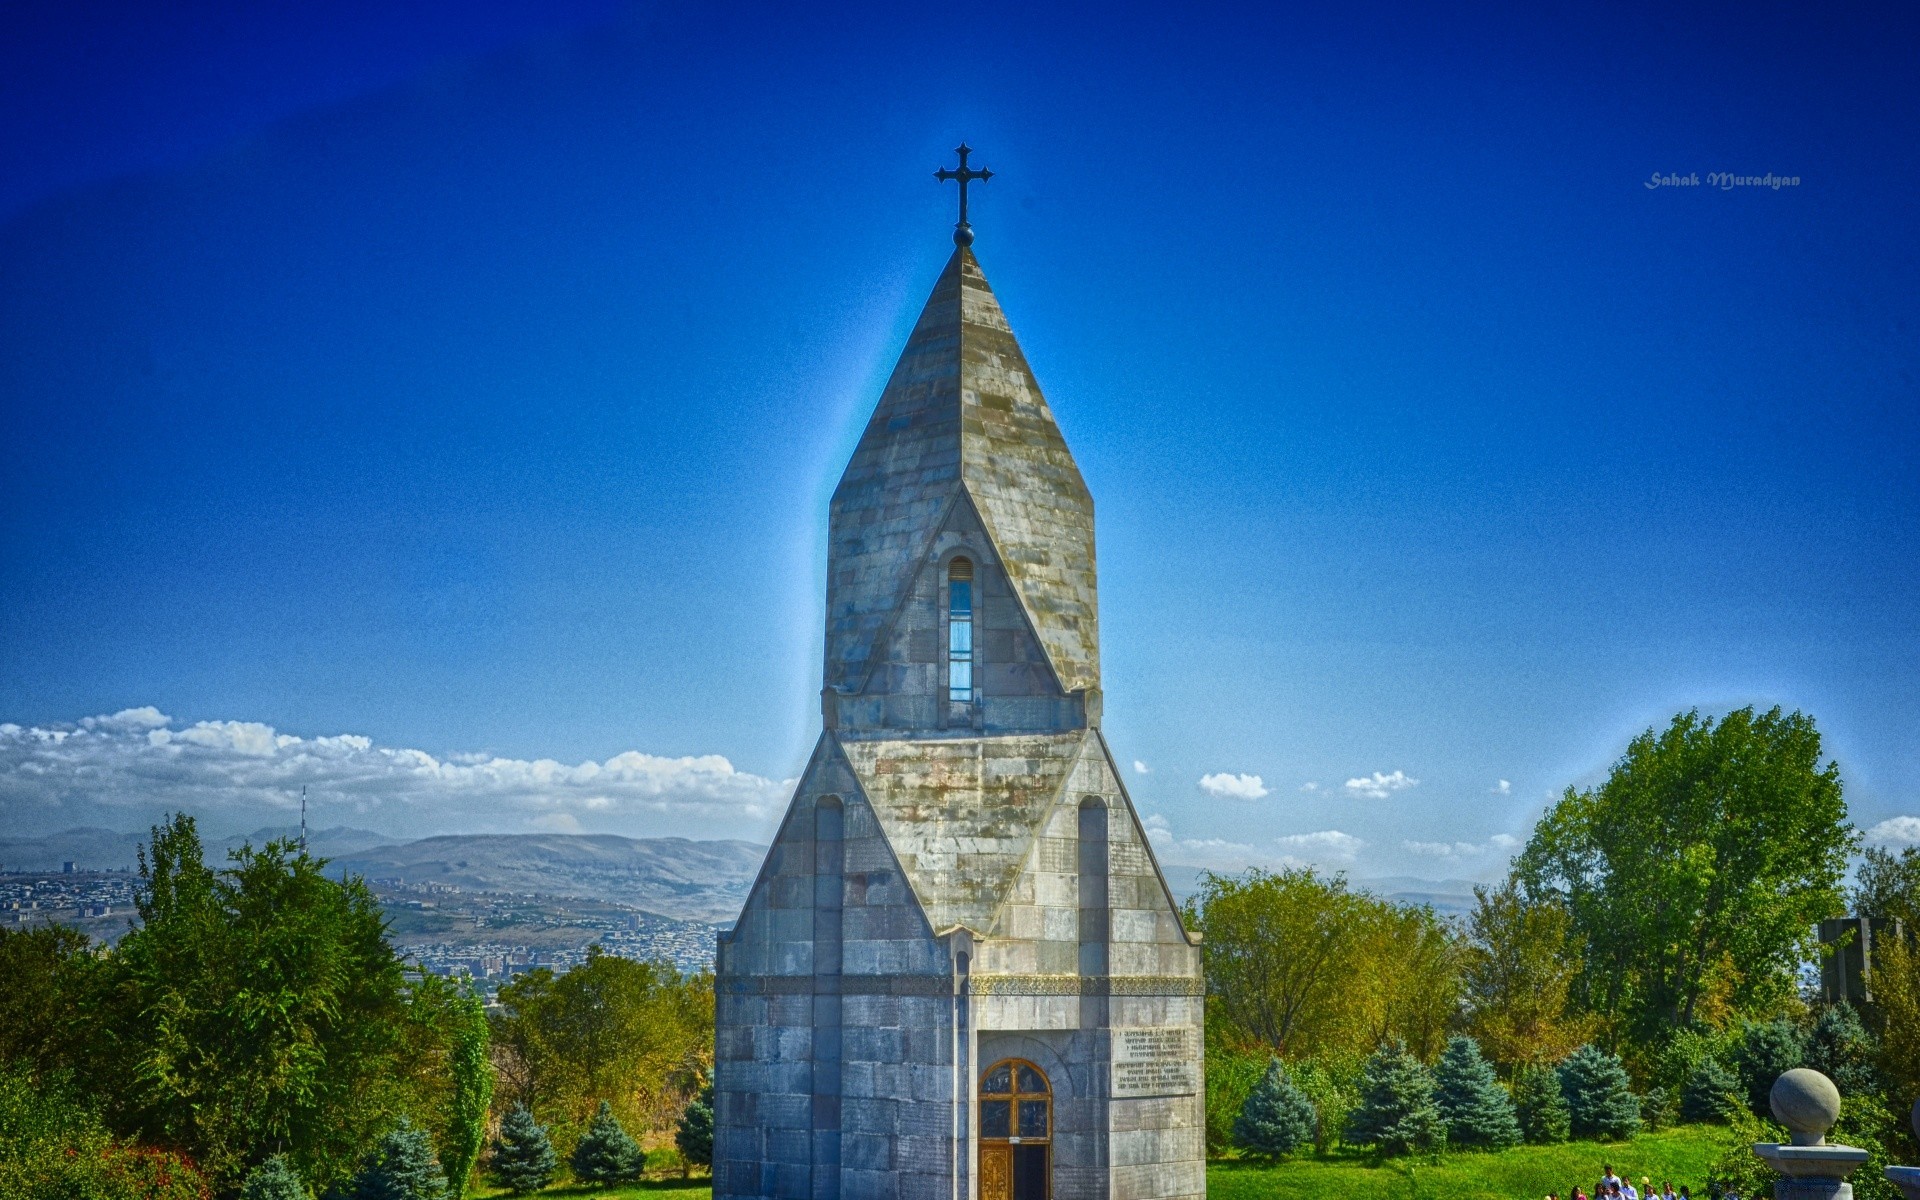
1548 1163 1705 1200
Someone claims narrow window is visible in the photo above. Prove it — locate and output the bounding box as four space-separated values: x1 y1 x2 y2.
948 558 974 703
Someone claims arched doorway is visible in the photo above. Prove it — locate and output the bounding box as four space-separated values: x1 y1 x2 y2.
978 1058 1050 1200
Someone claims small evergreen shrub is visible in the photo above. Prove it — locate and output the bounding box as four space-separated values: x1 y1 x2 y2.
1638 1086 1676 1131
1512 1064 1571 1144
1733 1019 1807 1114
489 1104 560 1195
1558 1044 1641 1141
570 1101 646 1187
1233 1058 1318 1159
1681 1058 1741 1124
1434 1037 1522 1150
349 1118 448 1200
1343 1040 1445 1157
676 1083 715 1174
241 1155 309 1200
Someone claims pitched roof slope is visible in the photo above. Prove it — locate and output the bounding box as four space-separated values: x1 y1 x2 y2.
837 730 1086 933
825 248 1099 696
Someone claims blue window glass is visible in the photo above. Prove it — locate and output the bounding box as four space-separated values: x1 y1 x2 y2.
948 559 974 703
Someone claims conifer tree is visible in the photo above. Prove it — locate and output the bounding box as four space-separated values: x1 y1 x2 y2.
1512 1064 1571 1144
1805 1004 1875 1096
1680 1058 1741 1124
676 1083 715 1175
489 1104 560 1196
349 1117 448 1200
571 1101 646 1187
240 1154 309 1200
1558 1044 1641 1140
1434 1036 1522 1150
1639 1087 1675 1131
1343 1039 1445 1156
1733 1019 1806 1114
1233 1058 1318 1159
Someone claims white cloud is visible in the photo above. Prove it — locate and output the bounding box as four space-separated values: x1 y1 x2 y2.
0 708 793 840
1300 781 1320 792
1868 816 1920 846
1274 830 1364 860
1141 813 1173 842
1199 772 1268 801
1493 779 1512 795
1345 770 1418 799
1404 833 1523 859
1133 760 1151 775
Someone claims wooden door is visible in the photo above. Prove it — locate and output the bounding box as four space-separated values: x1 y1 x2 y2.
979 1059 1050 1200
980 1144 1011 1200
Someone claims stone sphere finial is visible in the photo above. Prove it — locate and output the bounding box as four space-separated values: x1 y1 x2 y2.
1771 1068 1842 1146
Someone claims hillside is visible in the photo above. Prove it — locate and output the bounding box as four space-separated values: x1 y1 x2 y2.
329 833 765 923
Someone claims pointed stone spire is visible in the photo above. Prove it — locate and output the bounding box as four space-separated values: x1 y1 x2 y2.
825 247 1098 719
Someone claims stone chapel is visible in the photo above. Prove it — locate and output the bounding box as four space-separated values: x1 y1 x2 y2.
713 178 1205 1200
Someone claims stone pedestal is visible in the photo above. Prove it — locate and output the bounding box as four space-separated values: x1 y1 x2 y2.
1883 1165 1920 1200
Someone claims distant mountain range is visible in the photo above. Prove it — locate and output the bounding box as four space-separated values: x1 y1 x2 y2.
0 826 768 924
6 826 1477 923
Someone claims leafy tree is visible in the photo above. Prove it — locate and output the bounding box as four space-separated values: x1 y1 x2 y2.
349 1117 447 1200
1558 1044 1641 1140
1853 846 1920 927
1516 708 1855 1040
1343 1040 1444 1157
1733 1018 1807 1114
0 925 101 1079
489 1104 560 1195
1681 1057 1741 1124
241 1154 310 1200
1434 1037 1521 1149
1201 1046 1268 1154
675 1081 715 1175
1870 939 1920 1131
1511 1064 1570 1144
1806 1004 1877 1097
492 948 713 1140
1462 880 1594 1069
1189 869 1465 1062
1233 1058 1317 1159
441 990 493 1199
571 1100 646 1186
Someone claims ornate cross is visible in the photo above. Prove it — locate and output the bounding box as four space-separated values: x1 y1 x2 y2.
935 143 993 246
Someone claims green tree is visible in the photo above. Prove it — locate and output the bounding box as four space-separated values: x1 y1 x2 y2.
1806 1004 1876 1097
1733 1018 1807 1114
1516 708 1855 1039
0 925 101 1079
99 814 457 1194
1343 1040 1444 1157
349 1117 447 1200
1557 1044 1640 1140
1638 1086 1675 1131
1232 1058 1317 1159
0 1064 208 1200
1511 1064 1570 1144
1188 868 1366 1057
1433 1037 1521 1150
441 990 492 1199
492 948 713 1139
1853 846 1920 926
241 1154 310 1200
570 1100 646 1186
1462 879 1593 1068
675 1081 715 1175
489 1104 560 1195
1680 1057 1740 1123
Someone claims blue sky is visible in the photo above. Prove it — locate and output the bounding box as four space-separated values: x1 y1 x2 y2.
2 0 1916 880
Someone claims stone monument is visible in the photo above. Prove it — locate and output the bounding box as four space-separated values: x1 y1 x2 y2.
711 149 1206 1200
1753 1068 1869 1200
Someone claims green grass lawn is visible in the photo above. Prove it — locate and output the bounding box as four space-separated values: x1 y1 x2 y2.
1210 1127 1729 1200
470 1125 1729 1200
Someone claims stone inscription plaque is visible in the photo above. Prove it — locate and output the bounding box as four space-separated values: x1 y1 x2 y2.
1111 1026 1198 1098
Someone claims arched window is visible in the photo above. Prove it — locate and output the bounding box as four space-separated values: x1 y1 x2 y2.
948 558 974 704
979 1059 1050 1200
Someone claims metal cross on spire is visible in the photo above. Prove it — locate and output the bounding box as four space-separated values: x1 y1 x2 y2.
934 143 993 247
